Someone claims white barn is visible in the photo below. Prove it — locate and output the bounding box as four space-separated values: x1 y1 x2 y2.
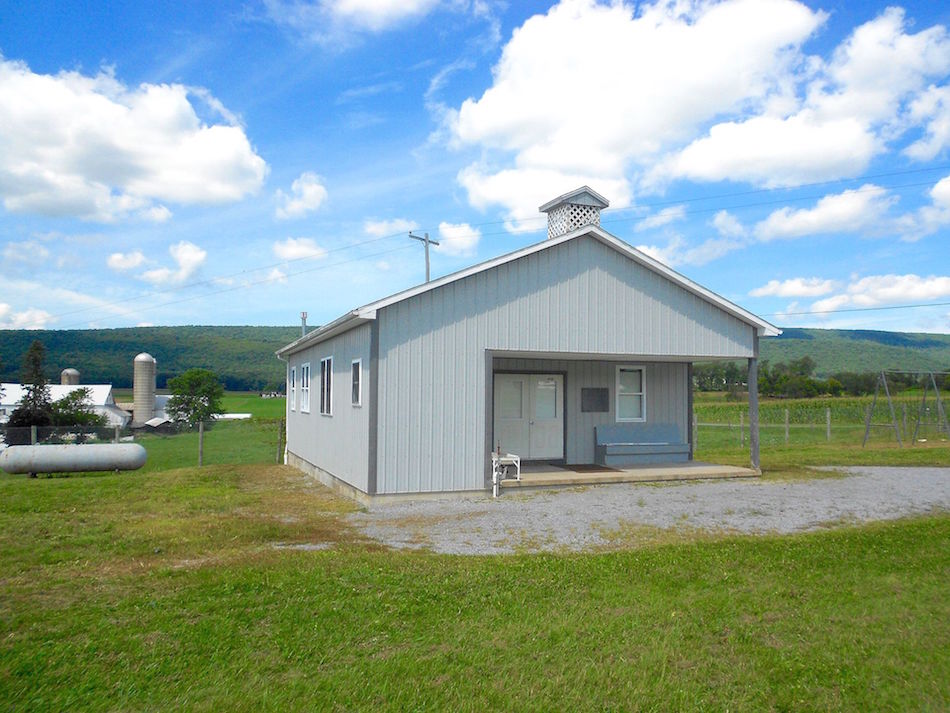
277 187 779 500
0 383 130 427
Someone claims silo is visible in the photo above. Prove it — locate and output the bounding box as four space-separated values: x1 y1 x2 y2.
133 353 156 425
60 368 80 385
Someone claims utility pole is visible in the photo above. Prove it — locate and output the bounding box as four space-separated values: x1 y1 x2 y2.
409 231 440 282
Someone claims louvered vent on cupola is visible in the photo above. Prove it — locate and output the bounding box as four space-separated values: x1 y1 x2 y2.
538 186 610 239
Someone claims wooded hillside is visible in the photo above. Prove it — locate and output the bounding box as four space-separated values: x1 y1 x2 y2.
1 325 948 390
0 326 298 391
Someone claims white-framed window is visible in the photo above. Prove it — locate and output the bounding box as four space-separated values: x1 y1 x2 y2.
300 362 311 413
320 356 333 416
289 366 296 411
351 359 362 406
616 365 646 422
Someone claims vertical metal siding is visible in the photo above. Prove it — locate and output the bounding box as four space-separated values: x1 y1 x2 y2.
286 323 372 492
373 235 752 494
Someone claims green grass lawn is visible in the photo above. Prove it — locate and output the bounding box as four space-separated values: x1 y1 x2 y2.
220 392 286 420
133 419 283 473
1 459 948 711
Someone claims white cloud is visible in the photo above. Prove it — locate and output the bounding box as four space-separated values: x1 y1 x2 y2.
0 58 267 222
451 0 826 224
1 278 135 325
650 113 877 188
448 1 950 223
3 240 50 264
634 205 685 232
0 303 52 329
909 174 950 240
364 217 419 237
635 234 745 268
811 273 950 313
654 7 950 187
337 80 402 104
750 278 838 298
435 221 480 256
904 84 950 160
272 237 327 261
107 250 146 271
754 185 894 241
712 210 747 238
264 0 440 43
140 241 207 285
267 267 288 284
275 172 328 220
140 205 172 223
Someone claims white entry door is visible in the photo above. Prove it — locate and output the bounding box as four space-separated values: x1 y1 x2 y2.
493 373 564 460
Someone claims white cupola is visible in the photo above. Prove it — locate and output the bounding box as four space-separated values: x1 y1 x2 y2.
538 186 609 239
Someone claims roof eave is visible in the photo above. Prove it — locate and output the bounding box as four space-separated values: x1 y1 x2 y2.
275 310 376 358
538 185 610 213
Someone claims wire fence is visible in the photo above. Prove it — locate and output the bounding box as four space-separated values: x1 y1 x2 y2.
694 400 950 450
0 418 285 475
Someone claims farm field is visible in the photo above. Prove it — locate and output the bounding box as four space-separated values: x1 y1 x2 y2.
110 390 287 421
1 400 948 710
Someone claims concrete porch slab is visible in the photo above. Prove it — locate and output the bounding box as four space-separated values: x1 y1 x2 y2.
500 461 758 488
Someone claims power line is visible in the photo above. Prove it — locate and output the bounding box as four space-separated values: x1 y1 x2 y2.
56 243 420 330
36 163 950 327
764 301 950 318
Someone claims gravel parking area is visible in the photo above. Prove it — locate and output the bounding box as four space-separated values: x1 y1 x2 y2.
347 467 950 554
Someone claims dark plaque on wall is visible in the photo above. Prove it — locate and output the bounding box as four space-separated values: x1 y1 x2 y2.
581 387 609 413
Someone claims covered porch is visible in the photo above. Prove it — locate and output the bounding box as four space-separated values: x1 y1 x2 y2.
486 350 763 493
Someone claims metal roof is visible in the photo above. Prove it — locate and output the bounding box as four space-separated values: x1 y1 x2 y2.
1 383 117 406
538 185 609 213
277 224 781 357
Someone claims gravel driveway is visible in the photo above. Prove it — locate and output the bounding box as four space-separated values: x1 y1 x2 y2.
347 467 950 555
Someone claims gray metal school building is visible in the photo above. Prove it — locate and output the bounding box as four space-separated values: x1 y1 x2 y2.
277 187 779 499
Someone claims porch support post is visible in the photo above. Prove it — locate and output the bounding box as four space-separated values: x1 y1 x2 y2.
748 335 760 472
686 363 694 460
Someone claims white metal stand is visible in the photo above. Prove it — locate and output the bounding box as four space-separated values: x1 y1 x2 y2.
490 452 521 497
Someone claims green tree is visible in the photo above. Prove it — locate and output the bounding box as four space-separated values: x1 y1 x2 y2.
166 368 224 427
50 388 107 428
9 340 52 428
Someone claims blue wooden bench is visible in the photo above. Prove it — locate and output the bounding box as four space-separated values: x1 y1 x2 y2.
594 423 689 466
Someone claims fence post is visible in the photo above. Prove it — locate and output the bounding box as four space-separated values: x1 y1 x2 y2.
784 409 790 445
740 412 745 447
198 421 204 467
692 413 698 451
114 425 120 444
30 425 37 445
902 403 907 440
276 417 285 464
825 407 831 443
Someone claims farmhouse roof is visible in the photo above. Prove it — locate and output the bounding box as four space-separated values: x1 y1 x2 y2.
277 221 780 357
1 383 117 406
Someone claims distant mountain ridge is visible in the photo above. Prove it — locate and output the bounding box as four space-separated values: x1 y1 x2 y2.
0 326 300 391
1 325 948 390
760 328 950 375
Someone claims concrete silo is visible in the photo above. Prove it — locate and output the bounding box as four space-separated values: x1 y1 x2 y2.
133 353 156 425
60 368 80 385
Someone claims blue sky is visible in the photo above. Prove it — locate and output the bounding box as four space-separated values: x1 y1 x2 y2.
1 0 949 334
